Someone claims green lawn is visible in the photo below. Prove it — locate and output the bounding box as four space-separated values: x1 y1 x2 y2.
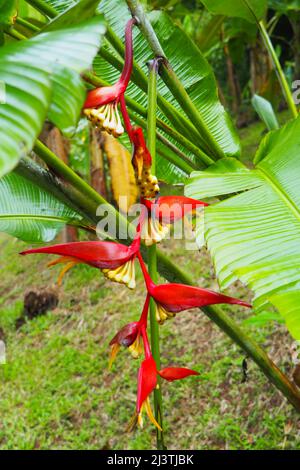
0 230 299 450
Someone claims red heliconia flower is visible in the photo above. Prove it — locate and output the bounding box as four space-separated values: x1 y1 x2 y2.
83 18 136 137
108 295 150 367
141 195 208 246
20 229 141 290
129 328 199 431
131 127 159 199
138 253 251 324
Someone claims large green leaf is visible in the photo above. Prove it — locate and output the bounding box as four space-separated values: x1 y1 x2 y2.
43 0 100 31
185 116 300 339
201 0 267 23
0 16 105 177
0 172 82 242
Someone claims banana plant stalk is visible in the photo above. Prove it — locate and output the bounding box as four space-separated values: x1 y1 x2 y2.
147 58 165 449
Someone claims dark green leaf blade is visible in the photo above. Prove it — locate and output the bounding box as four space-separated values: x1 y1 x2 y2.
201 0 267 23
0 172 82 242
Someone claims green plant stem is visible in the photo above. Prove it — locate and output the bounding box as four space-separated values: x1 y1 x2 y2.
20 145 300 413
25 0 58 18
258 20 298 118
147 59 165 449
4 28 26 40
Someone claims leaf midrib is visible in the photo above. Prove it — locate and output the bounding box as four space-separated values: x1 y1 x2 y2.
0 215 73 223
258 166 300 222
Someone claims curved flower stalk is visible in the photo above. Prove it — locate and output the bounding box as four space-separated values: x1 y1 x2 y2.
138 253 251 324
20 227 141 289
83 18 136 137
141 195 208 246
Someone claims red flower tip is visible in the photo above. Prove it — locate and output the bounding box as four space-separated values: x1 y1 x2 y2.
133 355 162 431
158 367 199 382
142 195 208 224
109 322 140 348
152 283 251 324
137 356 157 412
83 82 125 109
20 236 140 289
83 18 136 136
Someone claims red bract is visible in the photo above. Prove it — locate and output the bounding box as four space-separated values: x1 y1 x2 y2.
131 127 160 199
109 321 141 368
142 196 208 224
83 18 136 137
132 330 199 430
141 195 208 246
158 367 199 382
20 232 141 289
108 295 150 367
138 253 251 324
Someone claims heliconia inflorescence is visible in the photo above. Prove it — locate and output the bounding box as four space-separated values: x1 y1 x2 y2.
20 18 252 433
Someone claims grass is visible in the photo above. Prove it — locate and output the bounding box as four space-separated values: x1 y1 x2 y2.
0 230 299 450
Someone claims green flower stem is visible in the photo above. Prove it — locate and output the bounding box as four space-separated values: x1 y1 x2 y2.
22 144 300 413
147 59 165 449
258 20 298 119
25 0 57 18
